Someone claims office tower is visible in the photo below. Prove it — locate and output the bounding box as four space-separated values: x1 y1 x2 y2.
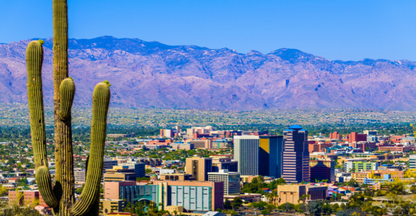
259 135 284 178
234 135 259 175
282 125 310 183
310 160 335 182
208 169 241 195
185 157 213 181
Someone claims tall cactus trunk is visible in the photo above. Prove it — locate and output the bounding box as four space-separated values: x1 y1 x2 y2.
52 0 75 215
26 0 111 215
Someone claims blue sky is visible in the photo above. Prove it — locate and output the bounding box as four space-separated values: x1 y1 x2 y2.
1 0 416 61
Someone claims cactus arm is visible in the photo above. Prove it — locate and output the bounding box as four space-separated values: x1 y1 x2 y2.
26 41 59 208
71 82 110 216
36 166 59 207
27 40 47 168
59 78 75 120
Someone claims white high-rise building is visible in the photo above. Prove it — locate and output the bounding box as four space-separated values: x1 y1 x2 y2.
208 169 240 195
234 135 259 175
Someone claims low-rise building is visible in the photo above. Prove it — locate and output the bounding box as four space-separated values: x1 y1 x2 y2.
310 160 335 182
8 190 47 206
344 160 379 173
277 185 328 205
99 199 125 215
120 180 224 212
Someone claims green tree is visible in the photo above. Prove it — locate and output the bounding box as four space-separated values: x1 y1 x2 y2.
224 199 232 209
231 197 243 210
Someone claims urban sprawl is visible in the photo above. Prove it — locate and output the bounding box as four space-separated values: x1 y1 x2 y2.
2 125 416 215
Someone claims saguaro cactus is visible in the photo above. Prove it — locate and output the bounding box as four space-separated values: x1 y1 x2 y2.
26 0 111 215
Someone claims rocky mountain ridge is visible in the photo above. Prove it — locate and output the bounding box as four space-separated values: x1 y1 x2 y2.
0 36 415 110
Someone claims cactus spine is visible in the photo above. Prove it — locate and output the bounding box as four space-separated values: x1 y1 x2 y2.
26 1 111 215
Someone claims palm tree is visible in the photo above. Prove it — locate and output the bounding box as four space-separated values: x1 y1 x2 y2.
298 194 310 204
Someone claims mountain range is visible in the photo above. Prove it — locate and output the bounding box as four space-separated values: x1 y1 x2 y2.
0 36 415 110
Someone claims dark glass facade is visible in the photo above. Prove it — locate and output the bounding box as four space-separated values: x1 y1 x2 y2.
282 125 310 183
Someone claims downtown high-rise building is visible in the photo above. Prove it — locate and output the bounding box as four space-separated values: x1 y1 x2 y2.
282 125 310 183
259 135 284 178
234 135 259 175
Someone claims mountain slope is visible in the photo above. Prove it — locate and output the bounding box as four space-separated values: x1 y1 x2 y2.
0 36 415 110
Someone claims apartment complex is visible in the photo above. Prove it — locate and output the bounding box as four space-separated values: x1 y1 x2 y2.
282 125 310 183
234 135 259 176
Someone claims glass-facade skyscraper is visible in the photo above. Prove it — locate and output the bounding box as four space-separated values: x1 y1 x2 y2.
259 135 284 178
282 125 310 183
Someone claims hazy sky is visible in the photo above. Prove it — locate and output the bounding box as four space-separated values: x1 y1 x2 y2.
2 0 416 61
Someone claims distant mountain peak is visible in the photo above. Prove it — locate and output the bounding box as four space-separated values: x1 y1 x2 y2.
269 48 318 62
1 37 416 110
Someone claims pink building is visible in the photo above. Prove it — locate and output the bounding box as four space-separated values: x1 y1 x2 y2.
104 181 136 199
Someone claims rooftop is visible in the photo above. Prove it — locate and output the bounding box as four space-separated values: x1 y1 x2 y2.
289 125 303 129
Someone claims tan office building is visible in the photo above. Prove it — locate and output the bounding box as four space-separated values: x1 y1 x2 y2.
277 185 327 205
99 199 125 215
185 157 212 181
